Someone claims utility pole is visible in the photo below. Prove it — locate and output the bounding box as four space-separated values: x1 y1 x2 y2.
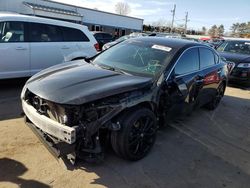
184 12 190 34
171 4 176 33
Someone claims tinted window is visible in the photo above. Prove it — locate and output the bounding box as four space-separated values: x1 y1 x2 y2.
199 48 215 68
175 48 199 75
102 33 112 39
62 27 89 42
94 33 103 39
0 22 25 42
29 23 63 42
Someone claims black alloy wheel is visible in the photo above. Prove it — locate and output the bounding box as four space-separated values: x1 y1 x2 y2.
205 83 225 110
111 108 157 161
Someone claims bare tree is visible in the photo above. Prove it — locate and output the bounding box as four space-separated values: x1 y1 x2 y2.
231 23 239 34
217 24 224 37
115 2 131 15
208 25 218 37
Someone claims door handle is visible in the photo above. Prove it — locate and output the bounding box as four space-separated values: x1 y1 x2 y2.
196 75 204 84
16 47 27 50
61 46 70 49
196 79 204 83
217 69 222 74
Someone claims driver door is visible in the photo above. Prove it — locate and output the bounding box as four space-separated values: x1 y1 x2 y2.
163 47 203 121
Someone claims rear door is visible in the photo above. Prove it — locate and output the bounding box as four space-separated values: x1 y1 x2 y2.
165 47 202 119
0 21 30 79
29 22 65 75
197 47 222 106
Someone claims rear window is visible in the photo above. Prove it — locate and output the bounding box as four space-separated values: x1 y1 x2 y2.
94 33 103 39
62 27 90 42
29 23 63 42
102 33 112 39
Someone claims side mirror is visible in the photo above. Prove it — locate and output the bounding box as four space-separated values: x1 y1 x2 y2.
164 73 176 86
165 74 188 97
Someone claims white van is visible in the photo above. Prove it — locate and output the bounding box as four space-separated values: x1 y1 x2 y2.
0 12 98 79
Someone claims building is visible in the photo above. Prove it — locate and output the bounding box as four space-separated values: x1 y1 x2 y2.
0 0 143 37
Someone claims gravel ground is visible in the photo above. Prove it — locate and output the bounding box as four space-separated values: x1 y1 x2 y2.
0 79 250 188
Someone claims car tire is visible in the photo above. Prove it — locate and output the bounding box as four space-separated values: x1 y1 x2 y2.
111 108 157 161
205 83 225 110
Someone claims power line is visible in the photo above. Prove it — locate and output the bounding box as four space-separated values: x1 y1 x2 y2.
184 12 190 34
171 4 176 33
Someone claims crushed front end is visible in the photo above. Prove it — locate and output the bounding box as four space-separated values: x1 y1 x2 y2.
21 88 124 165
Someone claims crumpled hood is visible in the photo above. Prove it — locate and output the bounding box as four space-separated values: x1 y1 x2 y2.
25 60 152 105
218 52 250 65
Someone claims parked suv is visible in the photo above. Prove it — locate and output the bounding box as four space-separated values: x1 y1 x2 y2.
0 12 98 79
92 32 113 50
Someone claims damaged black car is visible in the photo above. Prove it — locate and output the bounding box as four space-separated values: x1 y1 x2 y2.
21 38 228 164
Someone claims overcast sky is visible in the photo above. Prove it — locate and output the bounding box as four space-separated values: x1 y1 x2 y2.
53 0 250 31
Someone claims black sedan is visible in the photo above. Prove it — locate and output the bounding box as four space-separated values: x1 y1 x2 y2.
21 38 228 164
217 40 250 85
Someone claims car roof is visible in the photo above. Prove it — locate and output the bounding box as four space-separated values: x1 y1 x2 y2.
224 39 250 42
128 37 206 50
0 11 88 30
92 32 112 34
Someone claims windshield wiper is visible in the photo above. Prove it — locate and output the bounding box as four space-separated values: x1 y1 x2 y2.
99 65 131 75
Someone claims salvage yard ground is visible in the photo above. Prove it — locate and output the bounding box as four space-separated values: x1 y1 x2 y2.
0 79 250 188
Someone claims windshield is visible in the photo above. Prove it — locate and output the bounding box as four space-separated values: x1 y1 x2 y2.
92 40 175 77
217 40 250 55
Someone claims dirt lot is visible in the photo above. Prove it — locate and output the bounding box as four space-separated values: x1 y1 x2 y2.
0 79 250 188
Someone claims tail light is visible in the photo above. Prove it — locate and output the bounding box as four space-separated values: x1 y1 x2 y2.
94 43 100 51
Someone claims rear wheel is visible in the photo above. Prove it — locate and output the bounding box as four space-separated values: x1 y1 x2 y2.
205 83 225 110
111 108 157 161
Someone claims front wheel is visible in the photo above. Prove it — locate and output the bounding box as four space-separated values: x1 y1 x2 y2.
111 108 157 161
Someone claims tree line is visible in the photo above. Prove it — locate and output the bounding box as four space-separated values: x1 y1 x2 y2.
230 22 250 38
143 22 250 38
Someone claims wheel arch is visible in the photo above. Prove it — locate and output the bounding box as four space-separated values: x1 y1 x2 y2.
111 101 157 123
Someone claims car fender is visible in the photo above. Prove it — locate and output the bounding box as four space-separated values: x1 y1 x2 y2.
63 51 90 62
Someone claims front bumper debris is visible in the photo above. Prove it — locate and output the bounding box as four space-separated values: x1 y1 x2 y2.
24 116 77 164
22 100 76 144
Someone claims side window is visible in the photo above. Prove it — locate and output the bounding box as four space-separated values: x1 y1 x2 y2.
45 25 63 42
62 27 90 42
175 48 199 76
29 23 63 42
103 33 112 39
0 22 25 42
199 48 216 68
